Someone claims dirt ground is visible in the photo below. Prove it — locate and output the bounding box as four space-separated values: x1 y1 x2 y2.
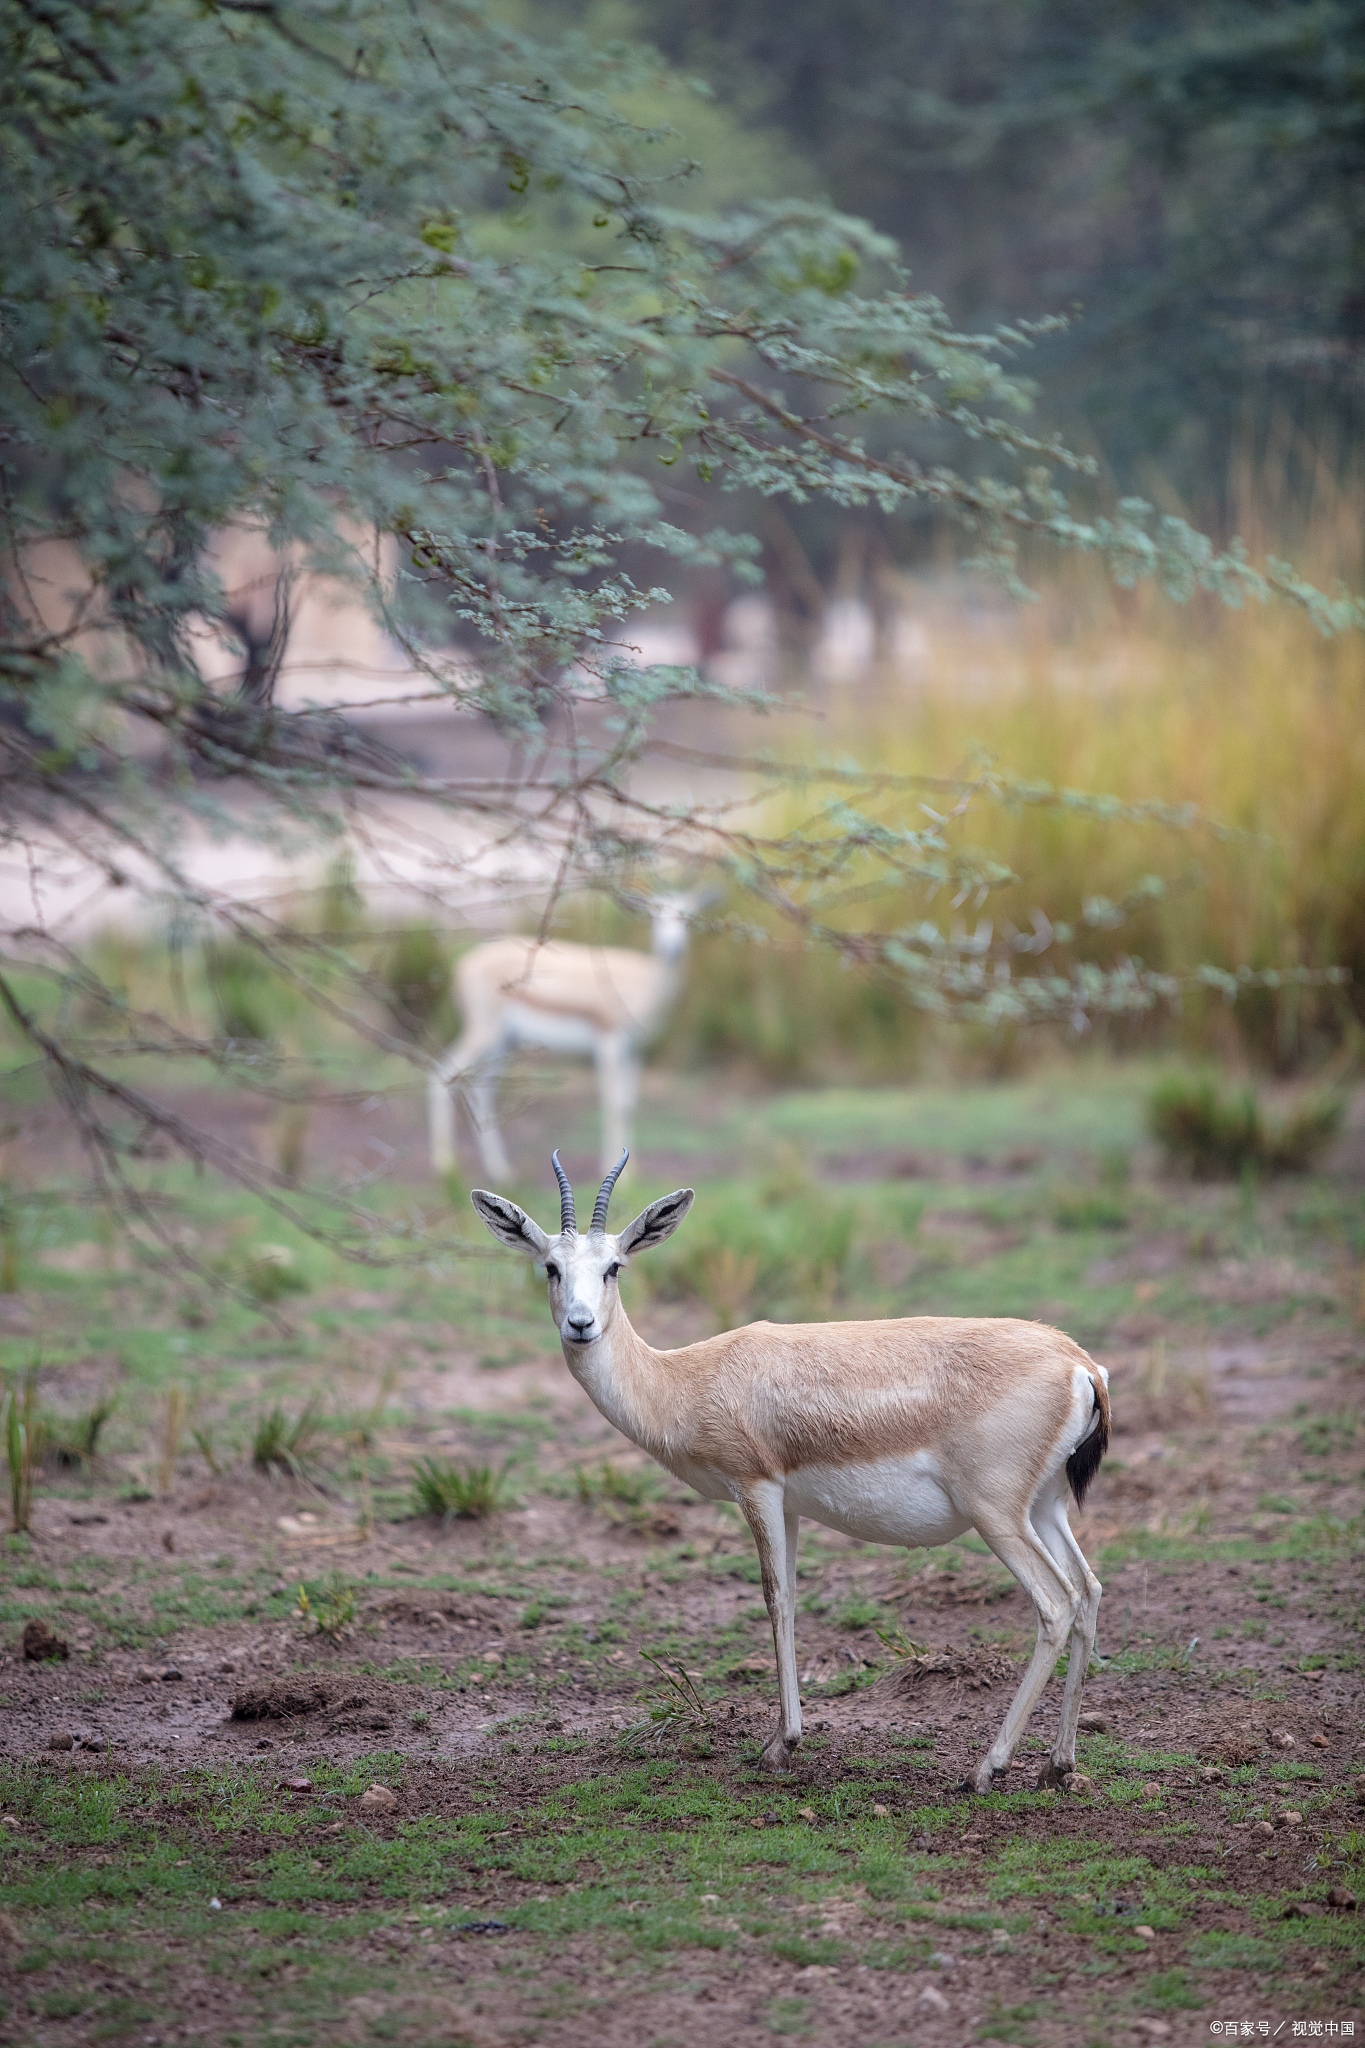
0 1070 1362 2047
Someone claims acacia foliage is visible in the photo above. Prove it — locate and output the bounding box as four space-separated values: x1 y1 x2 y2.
0 0 1357 1248
7 0 1354 732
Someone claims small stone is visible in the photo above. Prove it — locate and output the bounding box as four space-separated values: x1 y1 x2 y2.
872 1803 889 1818
1063 1771 1094 1795
916 1985 950 2015
481 1651 502 1665
22 1620 68 1663
1134 2022 1172 2040
1141 1781 1161 1798
797 1806 816 1822
1355 1780 1365 1806
1326 1886 1357 1912
161 1667 183 1683
1277 1810 1303 1826
81 1736 106 1753
1134 1924 1156 1939
1310 1734 1329 1748
161 1531 175 1554
48 1733 75 1752
136 1666 160 1683
219 1659 237 1674
1308 1960 1330 1976
280 1776 312 1793
1272 1730 1296 1750
1199 1766 1226 1785
359 1784 398 1813
1254 1819 1276 1839
1078 1711 1108 1733
1 1815 19 1830
928 1951 954 1970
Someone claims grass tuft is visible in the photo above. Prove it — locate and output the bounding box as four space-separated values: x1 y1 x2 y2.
251 1399 322 1475
242 1242 309 1303
575 1460 659 1508
380 924 455 1044
1149 1076 1344 1177
623 1650 712 1752
4 1374 37 1532
294 1571 357 1641
411 1455 513 1520
1052 1189 1130 1230
43 1396 115 1470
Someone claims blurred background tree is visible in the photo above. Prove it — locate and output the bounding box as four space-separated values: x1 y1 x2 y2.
631 0 1365 515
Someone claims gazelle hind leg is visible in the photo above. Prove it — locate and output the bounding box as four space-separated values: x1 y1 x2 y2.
970 1523 1082 1794
465 1059 510 1181
739 1481 802 1773
595 1032 640 1173
1033 1495 1102 1782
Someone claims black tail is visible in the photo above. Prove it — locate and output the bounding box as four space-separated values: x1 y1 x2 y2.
1067 1373 1111 1508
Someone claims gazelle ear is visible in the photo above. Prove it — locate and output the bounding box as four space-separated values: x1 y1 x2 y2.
471 1191 552 1258
618 1188 694 1255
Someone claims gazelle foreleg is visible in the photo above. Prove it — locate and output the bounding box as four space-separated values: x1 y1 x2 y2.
428 1027 508 1180
970 1522 1082 1794
740 1480 803 1773
428 1064 459 1175
1033 1496 1102 1783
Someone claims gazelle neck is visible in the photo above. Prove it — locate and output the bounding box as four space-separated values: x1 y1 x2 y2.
559 1301 672 1455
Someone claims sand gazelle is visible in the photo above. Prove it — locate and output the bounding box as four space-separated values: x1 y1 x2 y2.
471 1151 1112 1789
428 893 708 1181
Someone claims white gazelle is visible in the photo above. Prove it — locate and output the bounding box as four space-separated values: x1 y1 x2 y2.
472 1151 1111 1790
429 894 702 1181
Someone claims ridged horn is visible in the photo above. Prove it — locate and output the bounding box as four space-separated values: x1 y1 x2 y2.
591 1149 629 1233
550 1149 576 1235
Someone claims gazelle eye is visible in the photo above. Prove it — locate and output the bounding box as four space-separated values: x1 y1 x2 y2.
606 1263 621 1280
544 1263 560 1281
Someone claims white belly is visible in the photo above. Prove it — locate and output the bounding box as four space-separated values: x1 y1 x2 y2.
785 1450 971 1548
663 1452 734 1503
502 1002 605 1057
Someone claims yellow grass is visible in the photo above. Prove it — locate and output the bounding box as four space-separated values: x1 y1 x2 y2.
830 459 1365 1069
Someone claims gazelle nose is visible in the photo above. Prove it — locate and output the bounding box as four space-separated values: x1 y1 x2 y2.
568 1313 594 1335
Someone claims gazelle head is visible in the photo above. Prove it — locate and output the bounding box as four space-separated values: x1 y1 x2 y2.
471 1149 694 1348
648 885 719 963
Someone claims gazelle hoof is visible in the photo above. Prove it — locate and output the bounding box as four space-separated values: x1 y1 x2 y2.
759 1736 796 1774
1035 1759 1077 1791
966 1767 1007 1796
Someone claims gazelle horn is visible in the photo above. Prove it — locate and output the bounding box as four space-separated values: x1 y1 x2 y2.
591 1149 629 1234
550 1149 576 1235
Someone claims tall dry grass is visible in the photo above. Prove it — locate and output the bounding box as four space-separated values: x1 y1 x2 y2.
668 451 1365 1077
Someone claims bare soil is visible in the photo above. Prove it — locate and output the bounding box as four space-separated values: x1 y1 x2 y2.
0 1077 1362 2045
